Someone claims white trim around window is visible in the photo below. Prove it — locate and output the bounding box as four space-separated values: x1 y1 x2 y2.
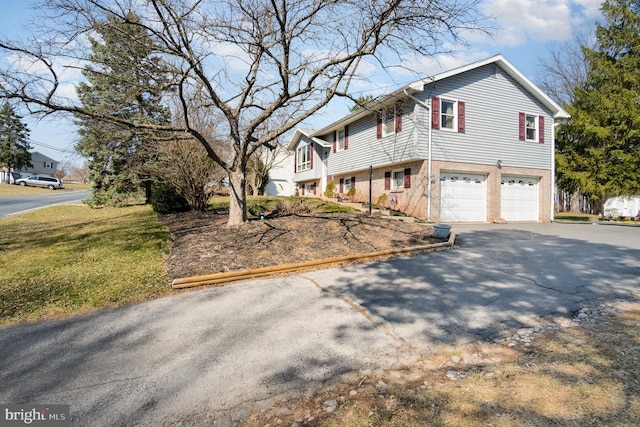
336 128 346 151
440 98 458 131
391 169 405 191
525 113 538 142
296 144 311 172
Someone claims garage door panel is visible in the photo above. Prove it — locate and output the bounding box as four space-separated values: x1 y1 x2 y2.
501 176 538 221
440 173 486 222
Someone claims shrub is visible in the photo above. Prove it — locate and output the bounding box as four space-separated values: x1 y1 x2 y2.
347 187 356 200
376 193 389 208
324 180 336 197
150 182 190 214
273 198 313 215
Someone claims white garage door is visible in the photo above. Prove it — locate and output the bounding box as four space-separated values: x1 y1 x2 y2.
501 176 539 221
440 173 486 222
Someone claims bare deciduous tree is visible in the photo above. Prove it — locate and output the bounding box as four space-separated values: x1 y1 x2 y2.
537 30 595 106
0 0 490 225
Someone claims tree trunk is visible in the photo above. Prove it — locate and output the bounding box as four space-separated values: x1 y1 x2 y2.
228 168 248 226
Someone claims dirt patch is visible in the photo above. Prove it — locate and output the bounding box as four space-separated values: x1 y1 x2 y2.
160 211 440 282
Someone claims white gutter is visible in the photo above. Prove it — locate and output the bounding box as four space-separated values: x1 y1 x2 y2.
404 89 433 222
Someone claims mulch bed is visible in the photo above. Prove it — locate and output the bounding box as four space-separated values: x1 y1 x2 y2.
160 211 439 282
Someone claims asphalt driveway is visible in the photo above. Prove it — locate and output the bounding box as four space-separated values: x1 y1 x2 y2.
0 223 638 426
304 222 640 352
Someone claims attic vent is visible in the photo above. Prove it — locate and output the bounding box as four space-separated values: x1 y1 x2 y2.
490 65 497 78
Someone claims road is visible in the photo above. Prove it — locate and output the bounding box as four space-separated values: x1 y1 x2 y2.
0 223 638 426
0 190 91 217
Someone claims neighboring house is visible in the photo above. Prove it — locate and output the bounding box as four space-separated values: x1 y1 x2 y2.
288 55 570 223
263 147 295 196
0 170 20 184
16 151 60 177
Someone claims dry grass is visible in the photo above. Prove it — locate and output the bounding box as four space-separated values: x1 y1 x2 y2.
0 182 90 197
242 304 640 427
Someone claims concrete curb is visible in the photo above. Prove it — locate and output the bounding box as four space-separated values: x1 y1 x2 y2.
171 232 457 289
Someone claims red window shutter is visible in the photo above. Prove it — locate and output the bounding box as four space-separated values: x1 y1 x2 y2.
339 178 344 193
351 176 355 188
519 112 525 141
539 115 545 143
301 185 305 196
344 125 349 150
431 97 440 129
333 130 337 153
309 143 313 169
376 112 382 139
404 168 411 188
395 103 402 132
458 101 466 133
294 149 297 173
313 183 316 195
384 171 391 190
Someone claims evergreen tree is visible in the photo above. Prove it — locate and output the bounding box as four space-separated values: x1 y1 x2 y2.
75 11 169 206
349 95 376 112
0 103 31 182
557 0 640 214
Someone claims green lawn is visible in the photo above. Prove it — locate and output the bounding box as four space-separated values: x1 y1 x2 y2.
555 212 600 222
0 204 172 325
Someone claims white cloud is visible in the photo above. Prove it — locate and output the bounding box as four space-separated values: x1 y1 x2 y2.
482 0 574 45
390 49 493 79
573 0 603 19
480 0 603 46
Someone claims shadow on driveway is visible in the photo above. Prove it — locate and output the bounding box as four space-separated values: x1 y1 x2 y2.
305 225 640 349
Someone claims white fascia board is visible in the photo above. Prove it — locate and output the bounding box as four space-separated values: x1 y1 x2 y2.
286 128 314 151
287 128 333 151
311 137 333 148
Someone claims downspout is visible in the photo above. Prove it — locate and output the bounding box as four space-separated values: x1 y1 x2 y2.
404 89 433 222
551 121 559 222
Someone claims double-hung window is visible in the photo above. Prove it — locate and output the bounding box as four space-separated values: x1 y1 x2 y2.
431 97 465 133
392 170 404 191
377 103 403 138
385 168 412 191
337 129 345 151
441 99 456 130
519 112 545 143
296 144 311 172
525 114 537 141
383 108 395 136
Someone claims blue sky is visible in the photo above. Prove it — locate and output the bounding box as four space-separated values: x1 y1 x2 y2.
0 0 604 165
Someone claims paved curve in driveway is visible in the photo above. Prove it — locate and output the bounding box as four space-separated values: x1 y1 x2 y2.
0 223 638 426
